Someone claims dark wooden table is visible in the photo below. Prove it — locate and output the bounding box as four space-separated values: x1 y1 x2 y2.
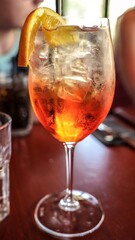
0 122 135 240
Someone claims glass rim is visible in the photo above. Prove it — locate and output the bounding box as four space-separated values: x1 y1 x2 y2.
36 17 110 34
0 112 12 129
61 16 110 28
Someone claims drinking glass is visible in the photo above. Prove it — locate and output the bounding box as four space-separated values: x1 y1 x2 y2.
0 73 33 137
28 17 115 237
0 112 12 222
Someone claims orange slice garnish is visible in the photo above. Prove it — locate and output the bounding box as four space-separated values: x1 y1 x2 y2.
43 25 79 47
18 7 66 67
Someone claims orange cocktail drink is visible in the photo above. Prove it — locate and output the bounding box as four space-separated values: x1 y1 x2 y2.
18 7 115 237
18 8 115 143
29 61 115 142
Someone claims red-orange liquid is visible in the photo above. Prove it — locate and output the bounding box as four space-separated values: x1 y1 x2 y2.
29 71 115 142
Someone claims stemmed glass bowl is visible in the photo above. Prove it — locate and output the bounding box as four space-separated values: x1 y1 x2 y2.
28 17 115 238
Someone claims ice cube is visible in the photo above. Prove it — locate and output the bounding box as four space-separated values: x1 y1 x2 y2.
56 75 91 102
30 45 48 72
79 39 92 57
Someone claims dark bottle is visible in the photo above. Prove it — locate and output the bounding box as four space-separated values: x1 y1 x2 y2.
0 73 33 136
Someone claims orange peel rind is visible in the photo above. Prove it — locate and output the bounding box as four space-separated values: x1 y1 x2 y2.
18 7 79 67
18 7 66 67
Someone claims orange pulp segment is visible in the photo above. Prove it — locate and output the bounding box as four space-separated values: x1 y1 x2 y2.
42 25 79 47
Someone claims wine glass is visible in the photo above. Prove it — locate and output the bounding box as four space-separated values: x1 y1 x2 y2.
28 17 115 238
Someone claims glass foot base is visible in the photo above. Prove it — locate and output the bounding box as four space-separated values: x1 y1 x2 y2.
34 190 104 238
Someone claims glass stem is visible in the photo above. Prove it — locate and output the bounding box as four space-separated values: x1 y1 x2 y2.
64 142 75 199
59 142 80 211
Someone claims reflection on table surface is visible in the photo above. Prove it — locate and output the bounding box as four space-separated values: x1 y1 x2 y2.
0 122 135 240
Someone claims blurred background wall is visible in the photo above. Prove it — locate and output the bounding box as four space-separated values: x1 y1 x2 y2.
40 0 135 40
